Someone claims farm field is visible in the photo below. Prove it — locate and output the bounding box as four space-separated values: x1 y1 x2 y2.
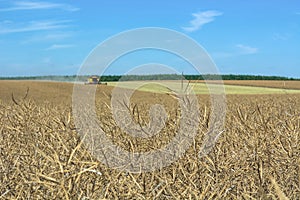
190 80 300 90
0 80 299 199
107 81 300 94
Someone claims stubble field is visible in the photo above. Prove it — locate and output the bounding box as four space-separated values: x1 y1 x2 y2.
0 80 299 199
190 80 300 90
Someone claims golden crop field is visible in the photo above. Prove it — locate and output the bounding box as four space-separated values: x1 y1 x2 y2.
0 81 299 199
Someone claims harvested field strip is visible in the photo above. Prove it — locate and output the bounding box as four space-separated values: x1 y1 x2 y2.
107 81 300 94
190 80 300 90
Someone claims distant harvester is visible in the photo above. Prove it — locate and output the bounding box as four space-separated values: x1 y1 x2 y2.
85 75 107 85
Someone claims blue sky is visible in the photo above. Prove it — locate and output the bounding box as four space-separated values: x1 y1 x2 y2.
0 0 299 78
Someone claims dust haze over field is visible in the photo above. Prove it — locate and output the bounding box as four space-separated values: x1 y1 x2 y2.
0 81 299 199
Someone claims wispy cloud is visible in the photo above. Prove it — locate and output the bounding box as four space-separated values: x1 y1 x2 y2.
43 33 72 40
0 20 71 34
22 32 73 44
212 44 258 59
182 10 223 32
45 44 75 50
236 44 258 55
0 1 79 12
272 33 290 41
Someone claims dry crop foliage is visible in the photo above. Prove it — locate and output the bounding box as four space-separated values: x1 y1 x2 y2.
0 83 299 199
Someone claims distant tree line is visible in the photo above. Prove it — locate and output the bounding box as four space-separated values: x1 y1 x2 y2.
100 74 298 81
0 74 298 82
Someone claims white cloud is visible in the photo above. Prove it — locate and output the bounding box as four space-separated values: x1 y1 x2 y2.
0 20 71 34
182 10 223 32
45 44 75 50
236 44 258 54
0 1 79 12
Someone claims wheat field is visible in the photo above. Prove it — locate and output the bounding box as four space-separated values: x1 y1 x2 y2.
0 81 299 199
